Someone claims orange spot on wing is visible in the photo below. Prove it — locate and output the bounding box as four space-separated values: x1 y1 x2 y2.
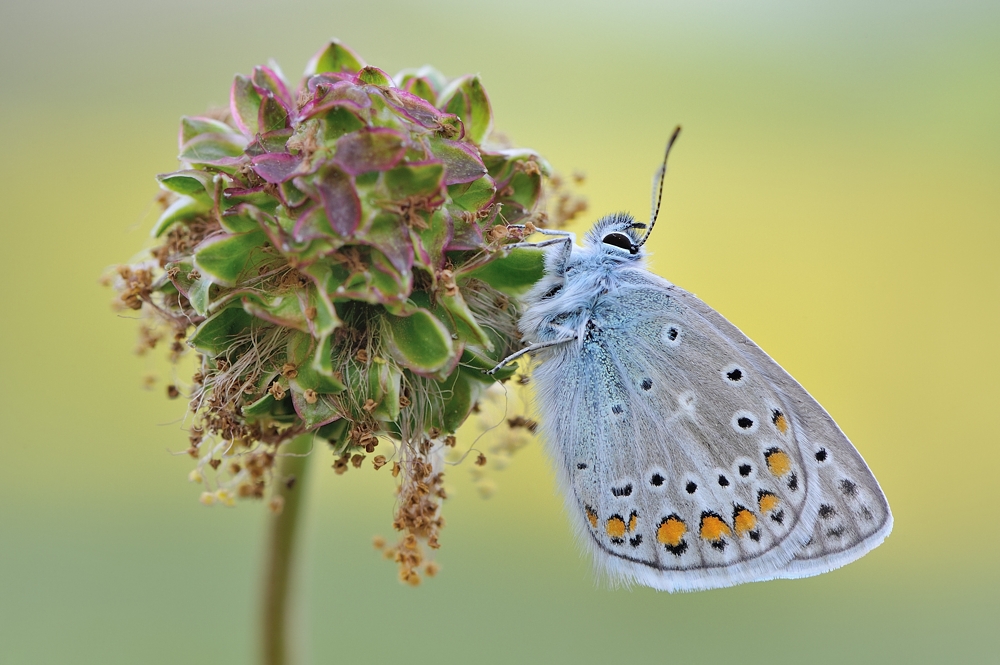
734 509 757 536
774 414 789 434
585 506 598 528
765 449 791 477
758 492 780 513
627 512 638 532
699 515 731 541
606 515 627 539
656 517 686 546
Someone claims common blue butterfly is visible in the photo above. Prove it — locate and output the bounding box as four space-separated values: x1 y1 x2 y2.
490 128 892 591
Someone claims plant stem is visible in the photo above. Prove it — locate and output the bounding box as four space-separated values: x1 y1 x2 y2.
261 433 314 665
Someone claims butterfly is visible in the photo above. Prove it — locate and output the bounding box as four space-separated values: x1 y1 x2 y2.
489 127 892 591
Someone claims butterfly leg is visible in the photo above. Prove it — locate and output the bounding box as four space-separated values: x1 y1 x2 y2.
506 226 574 237
501 236 571 250
502 227 574 249
485 336 577 375
501 231 574 274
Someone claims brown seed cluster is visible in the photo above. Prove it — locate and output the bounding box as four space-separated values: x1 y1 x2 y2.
381 436 447 586
346 422 379 453
115 266 153 311
152 217 218 267
484 224 511 243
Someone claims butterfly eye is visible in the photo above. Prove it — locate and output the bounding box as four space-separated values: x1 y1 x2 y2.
602 232 636 253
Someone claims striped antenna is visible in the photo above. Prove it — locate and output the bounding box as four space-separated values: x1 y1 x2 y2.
637 125 681 249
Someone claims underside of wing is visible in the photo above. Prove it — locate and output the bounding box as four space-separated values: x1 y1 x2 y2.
530 273 890 591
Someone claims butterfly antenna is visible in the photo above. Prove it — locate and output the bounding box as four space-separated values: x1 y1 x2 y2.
637 125 681 249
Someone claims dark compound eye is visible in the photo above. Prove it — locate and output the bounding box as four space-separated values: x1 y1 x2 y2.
602 232 635 252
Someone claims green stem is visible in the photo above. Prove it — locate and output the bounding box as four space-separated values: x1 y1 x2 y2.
261 433 313 665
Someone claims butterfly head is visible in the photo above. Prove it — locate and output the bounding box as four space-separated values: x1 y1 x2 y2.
585 213 648 259
583 126 682 261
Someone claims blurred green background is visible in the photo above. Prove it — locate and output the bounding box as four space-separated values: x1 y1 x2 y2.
1 1 998 663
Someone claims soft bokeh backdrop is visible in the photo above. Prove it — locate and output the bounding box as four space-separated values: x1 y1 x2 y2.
2 1 997 663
